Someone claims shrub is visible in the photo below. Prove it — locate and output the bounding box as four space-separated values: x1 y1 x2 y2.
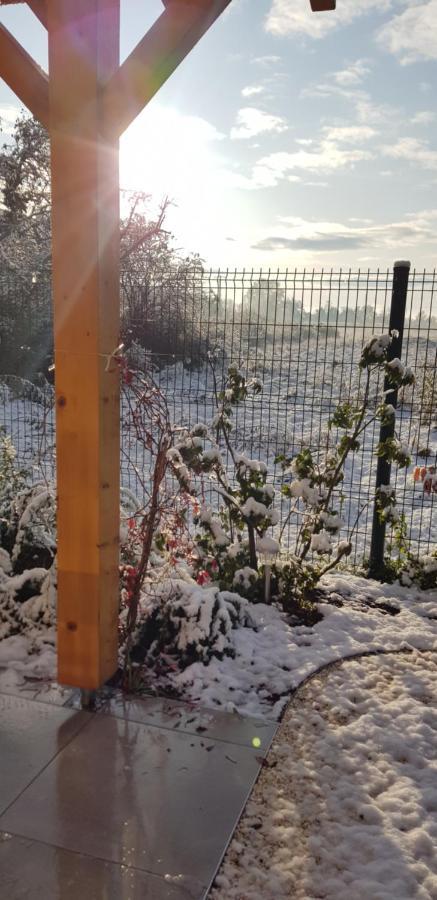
127 579 253 668
275 331 415 607
168 361 276 600
399 549 437 591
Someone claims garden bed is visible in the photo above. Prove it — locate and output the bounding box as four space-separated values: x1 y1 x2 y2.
1 561 436 721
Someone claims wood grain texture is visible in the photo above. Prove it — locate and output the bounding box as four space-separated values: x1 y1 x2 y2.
48 0 120 688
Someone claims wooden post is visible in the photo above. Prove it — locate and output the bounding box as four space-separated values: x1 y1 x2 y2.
47 0 121 688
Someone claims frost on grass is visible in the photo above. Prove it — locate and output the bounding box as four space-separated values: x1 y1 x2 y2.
211 651 437 900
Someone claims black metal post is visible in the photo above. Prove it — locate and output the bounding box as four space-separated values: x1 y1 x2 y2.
368 260 411 577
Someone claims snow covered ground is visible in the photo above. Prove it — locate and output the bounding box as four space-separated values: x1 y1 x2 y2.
2 570 436 900
172 573 437 720
1 573 436 723
211 650 437 900
1 540 436 898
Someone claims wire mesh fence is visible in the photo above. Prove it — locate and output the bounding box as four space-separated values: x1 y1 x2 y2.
1 264 436 565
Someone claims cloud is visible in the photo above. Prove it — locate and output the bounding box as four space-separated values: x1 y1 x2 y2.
241 85 264 97
266 0 392 39
229 121 376 188
252 210 437 253
248 139 374 188
377 0 437 63
302 80 399 127
321 125 377 143
0 104 19 135
332 59 372 86
382 136 437 169
230 107 288 140
411 110 436 125
254 234 365 251
252 55 282 66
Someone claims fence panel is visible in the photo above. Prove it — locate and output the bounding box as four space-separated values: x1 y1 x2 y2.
1 265 436 564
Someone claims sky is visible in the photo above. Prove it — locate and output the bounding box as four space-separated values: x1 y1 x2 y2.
1 0 437 270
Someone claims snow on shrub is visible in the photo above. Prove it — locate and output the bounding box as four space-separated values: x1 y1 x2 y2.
168 362 275 599
399 549 437 591
275 331 415 607
0 558 56 641
128 579 254 667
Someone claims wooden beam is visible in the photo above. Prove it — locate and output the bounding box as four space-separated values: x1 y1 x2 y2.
0 24 49 126
161 0 218 5
48 0 121 689
103 0 231 137
27 0 47 28
310 0 335 10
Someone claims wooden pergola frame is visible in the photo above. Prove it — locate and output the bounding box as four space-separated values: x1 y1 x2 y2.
0 0 335 691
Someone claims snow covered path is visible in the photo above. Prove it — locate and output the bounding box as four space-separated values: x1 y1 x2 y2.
211 649 437 900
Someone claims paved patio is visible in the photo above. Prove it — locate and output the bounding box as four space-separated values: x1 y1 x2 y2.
0 687 276 899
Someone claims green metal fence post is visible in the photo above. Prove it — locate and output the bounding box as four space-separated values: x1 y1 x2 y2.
368 260 411 577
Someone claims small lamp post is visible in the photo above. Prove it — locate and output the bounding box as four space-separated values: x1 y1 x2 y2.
257 537 280 604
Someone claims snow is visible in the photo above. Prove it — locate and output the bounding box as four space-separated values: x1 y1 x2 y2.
319 510 343 531
0 633 55 676
227 540 248 559
2 344 436 558
202 448 223 466
211 650 437 900
148 580 252 663
0 548 12 575
2 570 435 724
240 497 268 519
289 478 321 507
235 454 268 475
200 505 229 547
387 357 405 376
172 573 437 720
311 530 332 553
256 536 280 556
362 333 392 360
233 567 258 591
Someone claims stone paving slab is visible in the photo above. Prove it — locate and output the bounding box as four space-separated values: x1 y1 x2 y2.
0 833 196 899
66 689 276 751
0 694 89 814
0 690 275 898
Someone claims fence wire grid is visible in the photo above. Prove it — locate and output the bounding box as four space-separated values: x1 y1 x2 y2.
1 265 436 565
